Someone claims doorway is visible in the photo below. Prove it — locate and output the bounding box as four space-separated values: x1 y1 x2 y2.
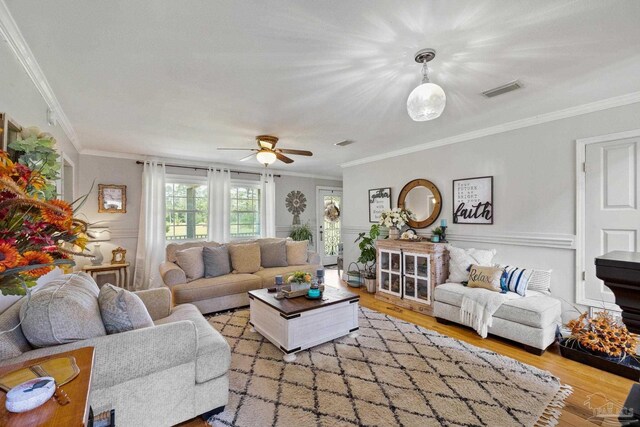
578 131 640 309
317 187 342 266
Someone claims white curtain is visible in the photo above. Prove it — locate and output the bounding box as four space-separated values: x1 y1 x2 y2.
260 172 276 237
207 167 231 243
133 161 166 290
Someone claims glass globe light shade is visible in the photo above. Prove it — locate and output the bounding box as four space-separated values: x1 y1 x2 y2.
407 82 446 121
256 150 277 165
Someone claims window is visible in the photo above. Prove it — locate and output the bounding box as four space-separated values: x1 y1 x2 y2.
230 183 261 238
165 181 208 241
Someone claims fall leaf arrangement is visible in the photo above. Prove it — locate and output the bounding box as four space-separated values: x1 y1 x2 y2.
566 310 638 358
0 128 90 296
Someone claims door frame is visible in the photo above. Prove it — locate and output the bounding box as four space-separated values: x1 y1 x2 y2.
575 128 640 310
316 186 343 265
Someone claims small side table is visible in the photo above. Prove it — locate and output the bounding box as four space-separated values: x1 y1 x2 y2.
0 347 95 426
82 263 131 290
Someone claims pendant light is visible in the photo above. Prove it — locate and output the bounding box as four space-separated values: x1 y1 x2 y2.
407 48 446 121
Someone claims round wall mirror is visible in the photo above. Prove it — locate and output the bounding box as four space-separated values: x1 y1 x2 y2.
397 179 442 228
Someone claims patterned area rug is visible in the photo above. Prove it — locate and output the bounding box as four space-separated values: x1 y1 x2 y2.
207 308 571 427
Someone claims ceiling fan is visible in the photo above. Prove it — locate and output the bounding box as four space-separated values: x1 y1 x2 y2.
218 135 313 166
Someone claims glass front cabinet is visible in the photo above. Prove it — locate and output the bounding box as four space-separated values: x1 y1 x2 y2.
376 240 449 315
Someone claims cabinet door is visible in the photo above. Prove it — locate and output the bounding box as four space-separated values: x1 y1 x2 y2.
378 249 402 297
403 252 431 304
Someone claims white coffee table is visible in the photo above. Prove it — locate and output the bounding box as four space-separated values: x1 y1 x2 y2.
248 287 360 362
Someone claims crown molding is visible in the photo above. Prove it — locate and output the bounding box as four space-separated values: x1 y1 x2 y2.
340 91 640 168
0 0 81 151
81 149 343 181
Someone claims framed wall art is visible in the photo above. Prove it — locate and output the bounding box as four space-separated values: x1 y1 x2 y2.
369 187 391 223
452 176 493 224
98 184 127 213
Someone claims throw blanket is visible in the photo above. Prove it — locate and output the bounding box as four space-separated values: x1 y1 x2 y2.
460 289 518 338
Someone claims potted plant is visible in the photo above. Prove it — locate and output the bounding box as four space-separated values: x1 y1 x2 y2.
378 208 413 240
432 226 444 242
285 270 312 292
355 224 380 293
289 222 313 248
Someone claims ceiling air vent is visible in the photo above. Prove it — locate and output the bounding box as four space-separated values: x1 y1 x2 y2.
482 80 523 98
335 140 355 147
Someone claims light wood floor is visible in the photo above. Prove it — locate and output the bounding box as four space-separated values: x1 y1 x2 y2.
180 272 634 427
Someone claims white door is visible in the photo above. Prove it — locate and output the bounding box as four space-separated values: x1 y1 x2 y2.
317 188 342 265
402 252 431 304
584 137 640 307
377 249 402 297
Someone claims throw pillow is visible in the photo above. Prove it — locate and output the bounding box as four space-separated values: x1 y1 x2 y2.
286 240 308 265
98 284 153 334
261 240 288 268
174 246 205 281
498 265 552 296
446 245 496 283
228 243 262 274
501 265 535 296
203 245 231 278
467 265 505 292
20 272 106 348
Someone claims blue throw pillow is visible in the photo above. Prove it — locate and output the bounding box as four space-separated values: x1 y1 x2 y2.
502 265 534 296
203 245 231 278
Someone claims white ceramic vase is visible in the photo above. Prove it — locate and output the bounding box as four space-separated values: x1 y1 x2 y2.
388 227 400 240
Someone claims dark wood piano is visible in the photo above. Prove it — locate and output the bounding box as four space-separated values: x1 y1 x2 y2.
595 251 640 333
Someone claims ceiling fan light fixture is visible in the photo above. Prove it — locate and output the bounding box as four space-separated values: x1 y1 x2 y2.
407 48 446 122
256 149 277 165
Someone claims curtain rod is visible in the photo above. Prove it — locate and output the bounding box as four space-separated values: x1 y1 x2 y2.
135 161 281 177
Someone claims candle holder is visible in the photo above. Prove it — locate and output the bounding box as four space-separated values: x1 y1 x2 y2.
440 225 448 243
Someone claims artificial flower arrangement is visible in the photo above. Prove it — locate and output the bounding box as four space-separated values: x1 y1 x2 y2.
564 310 638 359
286 271 312 284
378 207 414 230
0 129 89 296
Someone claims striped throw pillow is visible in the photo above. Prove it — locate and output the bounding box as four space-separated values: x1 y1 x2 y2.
502 266 534 296
527 269 552 295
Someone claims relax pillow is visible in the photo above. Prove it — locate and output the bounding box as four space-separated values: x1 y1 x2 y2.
286 240 308 265
174 246 205 281
20 272 106 348
446 245 496 283
260 240 288 268
228 243 262 274
467 265 504 292
203 245 231 278
98 284 153 334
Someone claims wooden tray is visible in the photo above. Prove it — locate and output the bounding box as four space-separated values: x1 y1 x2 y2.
0 356 79 392
282 285 325 299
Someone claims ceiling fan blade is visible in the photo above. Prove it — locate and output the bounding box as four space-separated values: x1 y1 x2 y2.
277 149 313 156
239 153 257 162
217 148 257 151
275 153 294 164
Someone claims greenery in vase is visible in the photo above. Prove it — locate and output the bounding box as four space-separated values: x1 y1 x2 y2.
286 271 312 284
289 222 313 243
355 224 380 279
378 208 414 229
432 227 444 237
0 132 91 296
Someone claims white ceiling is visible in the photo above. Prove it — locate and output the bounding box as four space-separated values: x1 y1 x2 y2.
5 0 640 177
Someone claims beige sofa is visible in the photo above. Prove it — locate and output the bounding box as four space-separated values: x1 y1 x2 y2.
0 286 230 426
160 238 321 314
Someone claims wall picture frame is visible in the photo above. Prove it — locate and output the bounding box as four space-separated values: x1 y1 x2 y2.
98 184 127 213
452 176 493 224
369 187 391 223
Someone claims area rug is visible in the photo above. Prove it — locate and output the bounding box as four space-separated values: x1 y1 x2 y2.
207 307 571 427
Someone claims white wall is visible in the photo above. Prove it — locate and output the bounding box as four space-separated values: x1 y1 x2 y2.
342 101 640 321
76 154 341 272
0 39 79 189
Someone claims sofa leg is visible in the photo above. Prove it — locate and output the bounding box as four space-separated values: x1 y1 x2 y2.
436 317 453 325
523 344 545 356
201 405 225 421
